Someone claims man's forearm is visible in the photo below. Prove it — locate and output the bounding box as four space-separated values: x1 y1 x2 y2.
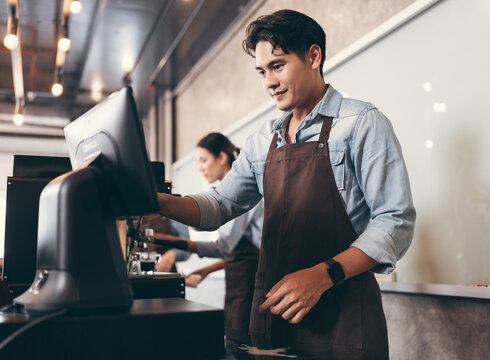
157 193 200 227
317 247 379 291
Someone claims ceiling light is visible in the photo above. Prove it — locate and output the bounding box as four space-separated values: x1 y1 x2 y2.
14 98 24 126
5 0 25 121
13 113 24 126
51 83 64 97
3 8 19 49
70 1 82 14
423 82 432 92
58 37 71 52
3 33 18 50
51 68 64 97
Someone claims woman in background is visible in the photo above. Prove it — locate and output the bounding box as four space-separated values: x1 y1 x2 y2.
155 133 263 346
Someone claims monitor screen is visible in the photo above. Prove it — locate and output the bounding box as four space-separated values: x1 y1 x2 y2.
64 86 159 217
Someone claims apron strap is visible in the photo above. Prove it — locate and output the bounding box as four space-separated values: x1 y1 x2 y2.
318 116 334 144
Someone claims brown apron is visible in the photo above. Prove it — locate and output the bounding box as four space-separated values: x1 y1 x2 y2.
249 117 389 360
224 236 259 345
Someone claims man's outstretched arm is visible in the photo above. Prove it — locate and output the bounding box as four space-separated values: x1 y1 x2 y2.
157 193 200 228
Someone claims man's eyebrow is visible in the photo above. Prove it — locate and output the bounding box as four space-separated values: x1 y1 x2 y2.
255 59 284 70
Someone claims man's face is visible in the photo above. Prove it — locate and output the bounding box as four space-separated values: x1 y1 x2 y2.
254 41 314 113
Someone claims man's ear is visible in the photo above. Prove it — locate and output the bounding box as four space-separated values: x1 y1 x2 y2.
308 44 322 70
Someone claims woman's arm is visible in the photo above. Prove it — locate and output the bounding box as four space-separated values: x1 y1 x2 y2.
152 232 197 252
189 260 225 280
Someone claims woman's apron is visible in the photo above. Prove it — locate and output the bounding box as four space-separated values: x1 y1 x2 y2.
224 237 259 345
249 117 389 360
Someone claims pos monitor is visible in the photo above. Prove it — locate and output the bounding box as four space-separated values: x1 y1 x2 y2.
14 86 159 313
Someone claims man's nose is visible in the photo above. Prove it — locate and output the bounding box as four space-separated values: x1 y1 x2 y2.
265 72 279 89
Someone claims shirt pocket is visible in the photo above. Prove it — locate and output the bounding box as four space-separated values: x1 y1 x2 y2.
329 149 345 191
251 160 266 194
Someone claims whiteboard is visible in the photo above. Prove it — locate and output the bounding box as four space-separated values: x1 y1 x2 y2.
325 0 490 285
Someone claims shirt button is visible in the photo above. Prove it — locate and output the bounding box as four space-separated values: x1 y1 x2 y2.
318 143 324 149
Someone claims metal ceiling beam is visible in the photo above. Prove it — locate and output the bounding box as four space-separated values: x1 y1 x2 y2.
123 0 175 85
146 0 206 86
69 0 107 114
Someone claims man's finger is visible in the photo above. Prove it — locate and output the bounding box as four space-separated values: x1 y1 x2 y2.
269 294 294 315
280 302 301 321
266 277 286 298
289 308 308 324
259 289 285 312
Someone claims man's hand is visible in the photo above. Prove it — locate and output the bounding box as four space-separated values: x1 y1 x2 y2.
259 263 332 324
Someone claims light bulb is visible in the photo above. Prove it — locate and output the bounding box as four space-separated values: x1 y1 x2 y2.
70 1 82 14
58 37 71 52
3 34 19 50
51 83 64 97
13 113 24 126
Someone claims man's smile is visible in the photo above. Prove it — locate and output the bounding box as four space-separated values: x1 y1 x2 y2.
272 89 287 98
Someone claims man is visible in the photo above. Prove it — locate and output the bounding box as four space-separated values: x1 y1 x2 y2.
157 9 415 359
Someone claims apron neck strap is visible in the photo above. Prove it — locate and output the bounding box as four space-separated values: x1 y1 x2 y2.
319 116 334 143
268 132 279 153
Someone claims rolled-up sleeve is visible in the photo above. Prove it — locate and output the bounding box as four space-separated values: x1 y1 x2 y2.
188 137 263 231
188 192 222 231
349 108 416 274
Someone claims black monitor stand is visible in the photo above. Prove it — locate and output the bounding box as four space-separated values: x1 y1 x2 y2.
14 164 133 314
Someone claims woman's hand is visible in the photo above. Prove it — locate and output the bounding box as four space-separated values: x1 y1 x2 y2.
155 250 177 272
189 259 226 281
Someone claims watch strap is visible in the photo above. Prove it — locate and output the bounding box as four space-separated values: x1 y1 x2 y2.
325 258 345 286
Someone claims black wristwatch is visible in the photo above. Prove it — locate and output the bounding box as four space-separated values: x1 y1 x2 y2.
325 259 345 286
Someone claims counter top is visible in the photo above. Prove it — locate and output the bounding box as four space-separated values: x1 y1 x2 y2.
0 297 225 359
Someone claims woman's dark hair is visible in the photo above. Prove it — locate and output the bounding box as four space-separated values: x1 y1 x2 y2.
242 9 326 75
197 132 240 167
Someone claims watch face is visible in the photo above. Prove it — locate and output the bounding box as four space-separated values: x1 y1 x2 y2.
328 262 345 283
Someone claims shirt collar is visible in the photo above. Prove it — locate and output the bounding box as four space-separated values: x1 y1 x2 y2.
271 84 343 133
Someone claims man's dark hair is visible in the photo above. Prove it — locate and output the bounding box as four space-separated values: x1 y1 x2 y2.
243 9 326 75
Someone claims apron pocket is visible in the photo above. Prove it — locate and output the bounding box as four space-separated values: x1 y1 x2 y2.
249 272 271 348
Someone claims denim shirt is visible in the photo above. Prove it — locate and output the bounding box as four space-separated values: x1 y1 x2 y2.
190 85 416 274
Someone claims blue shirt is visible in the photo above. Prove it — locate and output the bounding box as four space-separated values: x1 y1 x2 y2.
195 201 263 258
190 85 415 274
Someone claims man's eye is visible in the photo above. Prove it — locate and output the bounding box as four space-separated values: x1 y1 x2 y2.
258 70 265 76
273 64 283 70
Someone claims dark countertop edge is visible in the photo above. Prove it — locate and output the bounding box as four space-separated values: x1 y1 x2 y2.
378 281 490 300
